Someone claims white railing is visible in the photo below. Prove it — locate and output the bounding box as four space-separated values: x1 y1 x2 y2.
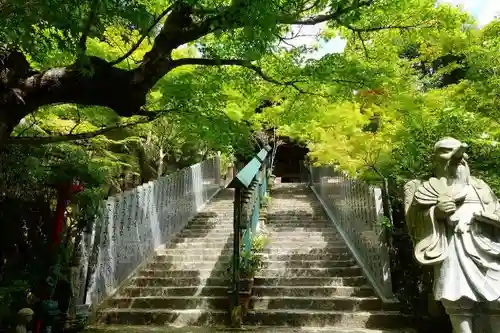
309 166 394 302
77 155 223 306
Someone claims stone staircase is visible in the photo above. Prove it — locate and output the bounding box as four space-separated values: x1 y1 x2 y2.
244 184 413 332
92 185 413 332
96 188 235 326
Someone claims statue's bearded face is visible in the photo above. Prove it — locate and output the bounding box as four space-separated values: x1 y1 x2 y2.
435 146 470 185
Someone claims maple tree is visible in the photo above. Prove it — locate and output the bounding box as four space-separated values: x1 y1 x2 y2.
1 0 455 145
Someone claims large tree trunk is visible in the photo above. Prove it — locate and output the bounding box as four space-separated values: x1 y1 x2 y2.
0 1 368 145
0 3 209 143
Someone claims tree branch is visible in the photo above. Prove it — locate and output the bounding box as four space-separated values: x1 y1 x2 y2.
78 0 100 55
109 5 173 66
15 114 39 137
356 31 370 59
343 23 436 33
0 0 374 142
288 0 372 25
173 57 320 94
7 117 155 145
302 0 322 13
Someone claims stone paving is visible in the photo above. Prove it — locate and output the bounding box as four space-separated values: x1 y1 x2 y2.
90 184 414 332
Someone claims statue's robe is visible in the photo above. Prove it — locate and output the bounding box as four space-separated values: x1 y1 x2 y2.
406 177 500 302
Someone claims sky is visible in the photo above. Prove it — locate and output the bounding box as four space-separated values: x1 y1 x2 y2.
287 0 500 59
445 0 500 26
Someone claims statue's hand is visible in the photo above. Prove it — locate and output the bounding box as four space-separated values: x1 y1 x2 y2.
435 196 456 219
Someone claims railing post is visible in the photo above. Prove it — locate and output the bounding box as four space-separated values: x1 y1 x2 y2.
227 145 272 321
215 151 222 187
251 187 260 234
308 164 396 302
231 188 242 310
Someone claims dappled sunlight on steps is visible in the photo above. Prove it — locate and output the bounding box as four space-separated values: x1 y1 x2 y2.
92 184 415 332
245 184 414 331
96 188 235 327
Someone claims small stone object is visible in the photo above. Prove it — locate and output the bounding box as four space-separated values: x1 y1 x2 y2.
404 137 500 333
16 308 34 333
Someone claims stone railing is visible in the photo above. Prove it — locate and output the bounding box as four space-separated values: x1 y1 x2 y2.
78 155 224 307
309 166 394 302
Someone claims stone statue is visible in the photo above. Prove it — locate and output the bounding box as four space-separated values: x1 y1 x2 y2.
15 308 34 333
404 137 500 333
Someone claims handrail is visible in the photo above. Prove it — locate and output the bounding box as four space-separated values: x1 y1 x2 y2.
227 145 271 313
309 165 395 302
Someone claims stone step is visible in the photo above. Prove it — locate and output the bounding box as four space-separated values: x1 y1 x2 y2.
268 230 341 235
107 296 228 310
183 223 336 230
138 269 229 278
244 309 411 329
179 226 340 233
254 276 368 287
267 241 349 248
138 266 362 279
176 232 233 238
269 235 345 242
120 286 228 297
145 261 230 271
155 248 234 255
172 232 345 240
267 220 332 224
96 308 227 326
187 218 233 223
152 252 354 263
173 233 232 238
121 285 375 298
163 243 232 249
182 227 232 233
184 222 233 227
268 227 339 232
268 217 330 221
264 260 356 269
250 296 398 312
171 234 345 242
257 267 363 278
131 276 368 288
192 212 233 218
169 236 234 243
266 252 354 261
164 240 348 249
253 285 375 298
188 217 233 222
97 309 411 329
106 295 397 313
267 210 326 214
268 210 325 214
184 225 233 230
262 247 350 254
131 277 228 287
153 254 233 262
87 325 416 333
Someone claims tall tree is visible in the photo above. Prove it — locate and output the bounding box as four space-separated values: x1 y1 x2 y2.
0 0 456 144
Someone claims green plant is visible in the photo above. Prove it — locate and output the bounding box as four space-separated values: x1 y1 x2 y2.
239 250 265 277
230 305 242 327
220 152 235 176
262 194 271 206
252 234 270 252
376 216 392 233
227 234 270 278
241 234 269 275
